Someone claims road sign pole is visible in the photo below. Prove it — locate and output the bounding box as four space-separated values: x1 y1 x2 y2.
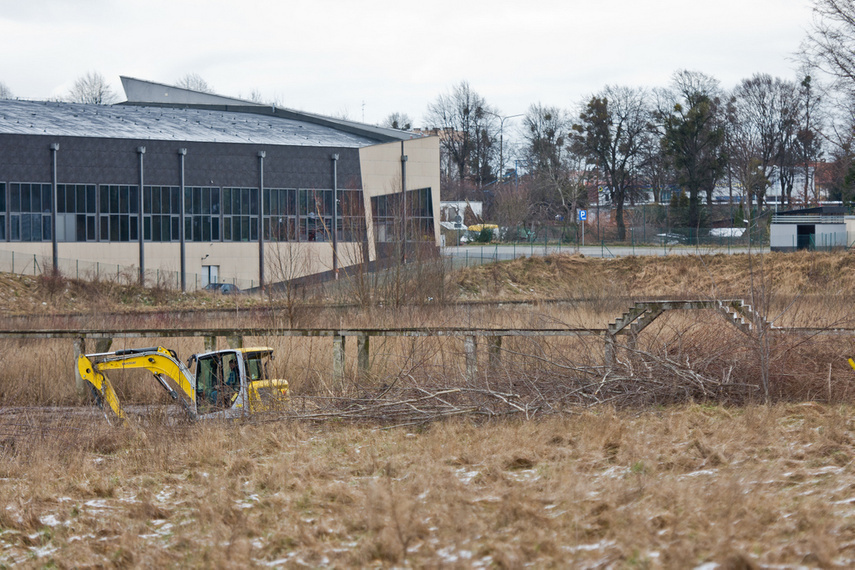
578 210 587 248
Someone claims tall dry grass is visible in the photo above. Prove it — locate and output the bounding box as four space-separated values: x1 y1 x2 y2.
1 405 854 567
3 289 855 412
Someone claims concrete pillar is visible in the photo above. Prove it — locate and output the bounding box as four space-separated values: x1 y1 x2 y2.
204 336 217 353
627 332 638 352
95 338 112 353
464 335 477 383
604 333 616 368
226 335 243 349
487 336 502 370
357 334 370 381
333 333 346 387
73 337 86 395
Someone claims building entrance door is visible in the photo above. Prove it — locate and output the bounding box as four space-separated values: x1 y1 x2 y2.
202 265 219 286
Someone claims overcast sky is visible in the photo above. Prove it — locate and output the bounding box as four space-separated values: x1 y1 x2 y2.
0 0 815 129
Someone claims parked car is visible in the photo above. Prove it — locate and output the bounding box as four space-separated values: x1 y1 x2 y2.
204 283 242 295
656 233 688 245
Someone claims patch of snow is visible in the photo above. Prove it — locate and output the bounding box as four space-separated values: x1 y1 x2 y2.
29 545 58 558
561 540 616 553
262 553 297 566
437 546 473 563
506 469 540 482
455 468 480 484
680 469 718 478
39 515 61 527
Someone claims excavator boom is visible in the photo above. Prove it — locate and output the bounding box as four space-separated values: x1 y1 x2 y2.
78 347 197 422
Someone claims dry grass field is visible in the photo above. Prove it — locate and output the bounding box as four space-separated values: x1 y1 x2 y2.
4 251 855 567
2 405 855 568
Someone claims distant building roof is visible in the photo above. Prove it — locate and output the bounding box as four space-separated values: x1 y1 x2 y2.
0 99 380 147
119 76 421 144
776 206 846 216
120 76 263 107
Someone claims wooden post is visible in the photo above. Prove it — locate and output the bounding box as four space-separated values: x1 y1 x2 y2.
333 333 346 388
357 334 370 382
73 337 86 395
464 335 477 383
204 336 217 353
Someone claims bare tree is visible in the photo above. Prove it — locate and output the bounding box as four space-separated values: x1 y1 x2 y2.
658 70 728 226
793 74 825 205
248 88 265 103
382 112 413 131
66 71 118 104
425 81 499 190
802 0 855 93
0 81 13 100
176 73 213 93
522 103 588 222
571 85 650 240
727 74 798 212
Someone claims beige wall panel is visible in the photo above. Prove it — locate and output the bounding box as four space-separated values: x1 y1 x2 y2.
0 240 348 287
358 136 441 246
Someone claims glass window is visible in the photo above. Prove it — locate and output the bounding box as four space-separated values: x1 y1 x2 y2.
9 183 52 242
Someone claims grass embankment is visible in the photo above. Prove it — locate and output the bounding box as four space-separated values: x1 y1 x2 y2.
4 250 855 315
1 405 854 567
458 250 855 299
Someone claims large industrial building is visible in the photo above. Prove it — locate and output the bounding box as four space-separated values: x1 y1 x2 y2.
0 77 440 289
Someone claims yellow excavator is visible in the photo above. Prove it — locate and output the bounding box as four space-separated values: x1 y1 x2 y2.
77 346 289 422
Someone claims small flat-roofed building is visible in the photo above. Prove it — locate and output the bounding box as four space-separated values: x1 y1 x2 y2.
770 206 848 251
0 78 440 289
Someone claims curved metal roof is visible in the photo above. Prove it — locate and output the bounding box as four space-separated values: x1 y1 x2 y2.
0 99 381 148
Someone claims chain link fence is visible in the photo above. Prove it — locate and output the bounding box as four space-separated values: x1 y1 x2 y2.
0 249 259 291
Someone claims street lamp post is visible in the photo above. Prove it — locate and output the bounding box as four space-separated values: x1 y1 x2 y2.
487 112 523 180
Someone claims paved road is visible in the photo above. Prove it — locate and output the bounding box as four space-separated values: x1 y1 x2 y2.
442 243 769 266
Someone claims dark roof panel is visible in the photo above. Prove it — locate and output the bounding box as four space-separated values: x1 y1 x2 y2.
0 99 379 148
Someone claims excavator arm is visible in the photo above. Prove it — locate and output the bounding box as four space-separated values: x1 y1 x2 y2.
78 347 198 422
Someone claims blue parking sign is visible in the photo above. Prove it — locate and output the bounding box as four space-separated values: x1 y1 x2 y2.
579 209 587 221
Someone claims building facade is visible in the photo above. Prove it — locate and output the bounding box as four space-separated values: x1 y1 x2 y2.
0 80 440 289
